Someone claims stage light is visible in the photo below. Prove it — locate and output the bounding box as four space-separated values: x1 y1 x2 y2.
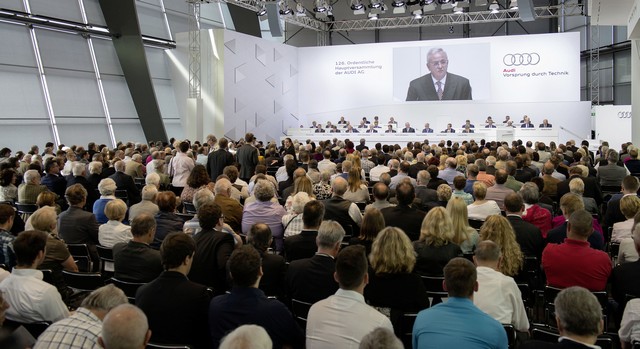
351 0 366 14
368 12 379 19
295 1 306 16
438 0 451 4
453 4 463 13
474 0 488 6
509 0 517 10
278 0 293 15
412 9 423 18
369 0 387 14
420 0 436 11
407 0 421 12
369 0 383 9
256 5 267 16
488 0 499 13
314 0 328 12
392 0 406 14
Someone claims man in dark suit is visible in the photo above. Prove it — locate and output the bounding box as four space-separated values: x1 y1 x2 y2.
504 193 544 259
285 220 343 304
109 160 141 205
246 223 286 298
556 167 603 206
406 48 471 101
135 233 212 349
321 177 362 234
402 122 416 133
41 158 67 200
57 184 100 270
188 202 235 295
385 125 396 133
603 176 640 232
113 213 163 282
442 123 456 133
409 154 428 179
66 163 98 210
365 125 378 134
207 138 234 182
539 119 553 128
414 170 438 211
520 116 534 128
461 120 475 129
422 123 434 133
284 201 324 262
356 139 369 151
381 182 426 241
236 133 259 182
546 195 604 250
520 287 605 349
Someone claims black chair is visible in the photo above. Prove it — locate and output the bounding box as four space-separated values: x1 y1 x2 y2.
291 298 313 328
544 286 609 329
420 275 447 306
115 189 129 205
3 319 51 339
610 242 621 264
176 213 195 222
462 253 475 263
503 324 517 349
15 203 37 220
40 269 54 285
108 278 146 303
468 219 484 230
0 263 7 271
183 202 197 214
632 340 640 349
146 344 192 349
392 311 418 349
96 245 114 280
531 326 559 342
355 202 367 212
66 243 94 272
63 270 104 293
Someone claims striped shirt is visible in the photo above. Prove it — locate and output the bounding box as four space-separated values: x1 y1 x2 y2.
34 308 102 349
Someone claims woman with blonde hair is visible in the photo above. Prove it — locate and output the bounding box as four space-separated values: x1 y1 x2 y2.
99 199 133 248
467 181 501 220
413 207 461 276
438 154 448 171
343 167 369 203
446 197 479 254
349 208 385 255
479 215 524 277
284 176 315 213
365 227 429 312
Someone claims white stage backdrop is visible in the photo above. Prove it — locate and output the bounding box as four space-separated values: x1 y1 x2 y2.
593 105 633 148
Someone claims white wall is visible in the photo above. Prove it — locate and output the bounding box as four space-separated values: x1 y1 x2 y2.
593 105 633 148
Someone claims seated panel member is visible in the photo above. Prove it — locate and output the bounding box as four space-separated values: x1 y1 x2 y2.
461 119 474 128
402 122 416 133
345 125 359 133
385 125 396 133
422 123 434 133
462 126 474 133
485 120 496 128
442 123 455 133
314 125 325 133
406 47 472 101
520 116 534 128
539 119 553 128
366 124 378 133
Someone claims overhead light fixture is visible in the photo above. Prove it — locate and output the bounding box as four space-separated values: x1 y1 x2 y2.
351 0 366 14
420 0 436 11
488 0 499 13
369 0 387 14
392 0 406 14
407 0 421 11
295 1 306 16
256 5 267 16
278 0 293 15
474 0 488 5
438 0 451 3
440 2 454 9
368 12 379 19
369 0 383 9
314 0 328 12
453 4 463 13
509 0 517 10
412 9 423 18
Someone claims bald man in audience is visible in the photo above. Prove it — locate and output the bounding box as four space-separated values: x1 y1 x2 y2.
98 304 151 349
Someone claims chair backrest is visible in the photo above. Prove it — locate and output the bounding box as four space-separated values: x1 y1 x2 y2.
3 319 51 339
108 278 146 303
503 324 517 349
468 219 484 230
354 202 367 212
40 269 54 285
531 326 560 342
632 340 640 349
609 242 621 263
291 298 313 323
420 275 447 306
146 343 192 349
392 311 418 349
115 190 128 199
15 203 37 214
595 336 613 349
96 245 115 277
183 202 197 214
176 213 195 222
66 243 93 272
62 270 105 293
96 245 114 260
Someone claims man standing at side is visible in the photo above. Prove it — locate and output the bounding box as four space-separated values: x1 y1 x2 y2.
236 133 259 183
306 245 393 348
412 258 508 349
406 48 472 101
207 138 235 182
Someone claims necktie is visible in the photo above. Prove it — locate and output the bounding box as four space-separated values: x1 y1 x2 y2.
436 81 443 100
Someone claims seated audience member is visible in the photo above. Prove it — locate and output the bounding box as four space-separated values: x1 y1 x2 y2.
285 221 344 304
135 233 211 349
504 192 544 259
619 213 640 264
451 175 473 205
113 214 163 283
569 178 599 215
180 164 210 205
307 245 393 348
214 178 243 233
473 241 529 333
282 192 313 238
413 170 437 209
0 169 18 204
124 153 145 178
284 176 314 213
541 162 561 198
98 304 151 349
108 160 141 205
30 207 78 302
349 208 385 255
209 246 304 348
413 258 508 348
0 204 16 268
313 170 333 200
182 187 215 236
151 191 183 249
58 184 100 270
467 181 501 221
542 210 611 291
520 287 604 349
322 176 363 229
0 230 69 323
98 199 132 248
17 169 47 204
365 182 395 212
247 223 286 298
413 207 461 276
87 161 103 189
476 158 496 187
447 197 479 254
479 215 524 278
128 185 159 223
93 178 117 224
219 325 273 349
381 181 426 241
284 200 324 262
188 202 235 294
426 165 447 190
344 168 370 203
439 158 464 186
610 224 640 314
597 150 627 187
604 175 640 232
242 180 287 253
35 285 128 349
485 169 514 211
359 327 404 349
612 195 640 242
41 158 67 200
519 182 553 237
620 299 640 349
546 193 604 250
365 227 429 313
369 154 390 182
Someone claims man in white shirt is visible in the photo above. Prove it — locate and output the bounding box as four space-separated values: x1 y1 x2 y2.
317 151 337 175
620 299 640 348
169 141 196 196
389 161 417 190
0 230 70 323
306 245 393 349
473 241 529 333
369 154 390 182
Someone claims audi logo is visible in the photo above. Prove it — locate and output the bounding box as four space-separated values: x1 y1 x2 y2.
503 53 541 66
618 111 632 119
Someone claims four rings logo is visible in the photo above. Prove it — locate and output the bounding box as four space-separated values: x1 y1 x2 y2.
618 111 632 119
503 53 541 66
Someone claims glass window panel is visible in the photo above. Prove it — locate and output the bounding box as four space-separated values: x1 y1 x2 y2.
82 0 107 26
0 66 48 119
92 37 123 76
46 69 103 117
145 47 170 80
614 50 631 84
29 0 83 22
56 118 110 146
112 120 146 143
0 22 37 67
101 75 137 119
0 124 54 152
136 1 169 39
36 29 93 71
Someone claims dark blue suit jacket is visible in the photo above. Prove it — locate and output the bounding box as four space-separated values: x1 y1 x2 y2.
406 73 472 101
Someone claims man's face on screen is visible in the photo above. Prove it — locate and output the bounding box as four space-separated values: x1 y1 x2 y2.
427 51 448 81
